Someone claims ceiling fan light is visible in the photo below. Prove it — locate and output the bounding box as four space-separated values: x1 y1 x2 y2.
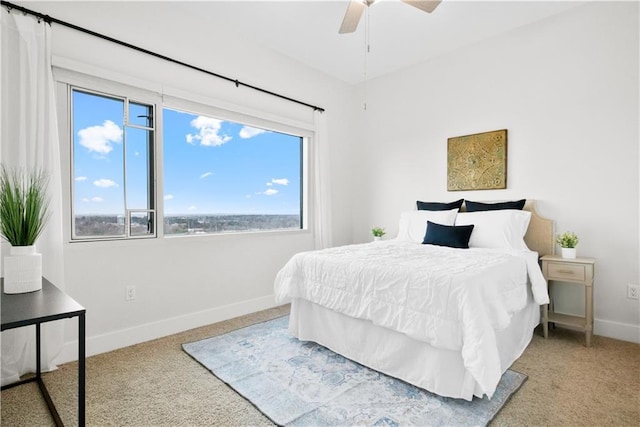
339 0 442 34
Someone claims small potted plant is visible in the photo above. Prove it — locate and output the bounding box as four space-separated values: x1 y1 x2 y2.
0 165 50 293
371 227 386 242
556 231 579 259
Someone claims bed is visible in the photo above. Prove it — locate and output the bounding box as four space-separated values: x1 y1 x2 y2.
274 200 554 401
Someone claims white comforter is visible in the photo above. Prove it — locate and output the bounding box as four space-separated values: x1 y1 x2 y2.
274 240 548 398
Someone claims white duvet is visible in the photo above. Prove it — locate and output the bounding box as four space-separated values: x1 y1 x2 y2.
274 240 548 398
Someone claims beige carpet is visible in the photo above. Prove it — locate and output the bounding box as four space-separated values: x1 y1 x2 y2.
1 305 639 426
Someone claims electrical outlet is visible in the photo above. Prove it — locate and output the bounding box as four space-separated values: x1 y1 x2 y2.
126 285 137 301
628 284 639 300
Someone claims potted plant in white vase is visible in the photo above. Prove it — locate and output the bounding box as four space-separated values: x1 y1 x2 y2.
0 166 50 294
556 231 579 259
371 227 386 242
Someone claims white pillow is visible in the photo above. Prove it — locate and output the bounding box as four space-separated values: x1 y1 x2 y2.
397 208 459 243
454 210 532 250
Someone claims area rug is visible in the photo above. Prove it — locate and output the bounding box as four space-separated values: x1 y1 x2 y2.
183 316 526 426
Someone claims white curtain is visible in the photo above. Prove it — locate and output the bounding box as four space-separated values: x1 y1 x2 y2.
0 11 65 385
313 110 332 249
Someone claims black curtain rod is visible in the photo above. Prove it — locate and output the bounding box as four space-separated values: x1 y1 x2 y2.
1 1 325 113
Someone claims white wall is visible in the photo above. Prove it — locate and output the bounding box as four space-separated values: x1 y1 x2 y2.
32 3 357 361
352 2 639 342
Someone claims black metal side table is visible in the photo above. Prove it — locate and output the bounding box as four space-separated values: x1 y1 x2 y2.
1 277 86 427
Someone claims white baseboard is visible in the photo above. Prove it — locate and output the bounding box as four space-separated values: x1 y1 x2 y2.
56 303 639 364
57 294 279 364
595 318 640 344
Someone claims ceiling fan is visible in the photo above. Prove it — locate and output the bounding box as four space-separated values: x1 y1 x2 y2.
339 0 442 34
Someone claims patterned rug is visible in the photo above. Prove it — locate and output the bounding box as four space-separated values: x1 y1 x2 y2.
183 316 526 426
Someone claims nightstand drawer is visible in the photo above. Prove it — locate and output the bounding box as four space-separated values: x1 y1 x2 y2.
547 262 586 281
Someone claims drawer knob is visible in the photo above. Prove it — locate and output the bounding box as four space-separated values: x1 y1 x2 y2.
558 269 574 274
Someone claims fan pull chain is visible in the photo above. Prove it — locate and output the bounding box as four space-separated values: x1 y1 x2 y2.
364 5 370 111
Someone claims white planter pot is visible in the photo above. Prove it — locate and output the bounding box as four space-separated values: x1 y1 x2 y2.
561 247 577 259
3 245 42 294
373 236 382 242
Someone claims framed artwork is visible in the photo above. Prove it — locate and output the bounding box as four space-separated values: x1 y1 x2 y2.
447 129 507 191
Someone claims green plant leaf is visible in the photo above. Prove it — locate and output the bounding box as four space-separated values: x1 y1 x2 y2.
555 231 579 249
0 166 50 246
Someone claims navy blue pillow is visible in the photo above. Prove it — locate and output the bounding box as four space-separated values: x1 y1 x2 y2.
416 199 464 211
465 199 526 212
422 221 474 249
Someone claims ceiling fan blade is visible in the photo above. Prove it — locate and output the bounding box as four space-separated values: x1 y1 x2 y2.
401 0 442 14
339 1 367 34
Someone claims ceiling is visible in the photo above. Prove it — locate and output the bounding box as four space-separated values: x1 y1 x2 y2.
19 1 585 85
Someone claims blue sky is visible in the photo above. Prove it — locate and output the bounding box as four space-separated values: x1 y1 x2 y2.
73 90 301 216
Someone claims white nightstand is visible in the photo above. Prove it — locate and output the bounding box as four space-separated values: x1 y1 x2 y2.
540 255 595 347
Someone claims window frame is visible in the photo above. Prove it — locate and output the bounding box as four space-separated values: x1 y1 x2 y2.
69 86 157 241
57 70 313 243
159 98 310 239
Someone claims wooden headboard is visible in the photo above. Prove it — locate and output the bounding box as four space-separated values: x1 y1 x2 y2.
460 200 555 256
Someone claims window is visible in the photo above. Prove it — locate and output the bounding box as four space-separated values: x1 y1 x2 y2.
162 108 303 235
71 88 155 239
68 81 306 241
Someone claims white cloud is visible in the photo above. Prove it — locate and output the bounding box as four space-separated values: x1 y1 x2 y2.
266 182 273 186
188 205 197 211
81 197 89 202
271 178 289 186
187 116 232 146
200 171 213 179
75 176 87 182
90 196 104 203
94 178 118 188
78 120 122 154
239 126 267 139
164 194 174 201
264 189 279 196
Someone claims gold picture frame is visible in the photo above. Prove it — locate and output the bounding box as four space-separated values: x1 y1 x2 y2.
447 129 507 191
